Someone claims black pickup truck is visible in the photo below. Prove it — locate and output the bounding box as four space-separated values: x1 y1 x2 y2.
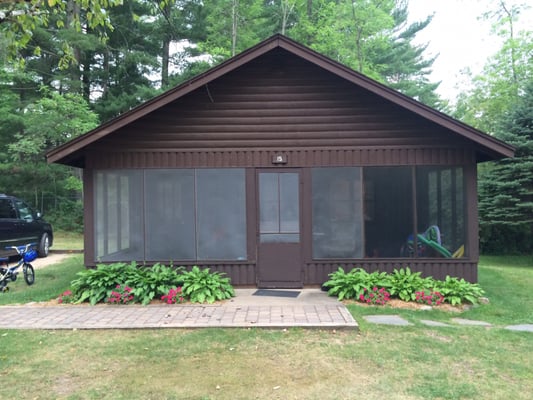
0 194 53 258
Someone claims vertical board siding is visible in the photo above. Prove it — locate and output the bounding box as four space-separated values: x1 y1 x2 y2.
177 263 257 286
106 260 476 286
304 261 477 285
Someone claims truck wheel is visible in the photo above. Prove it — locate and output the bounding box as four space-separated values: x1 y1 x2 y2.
38 233 50 257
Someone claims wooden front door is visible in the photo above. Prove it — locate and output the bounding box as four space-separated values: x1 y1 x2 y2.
257 170 302 288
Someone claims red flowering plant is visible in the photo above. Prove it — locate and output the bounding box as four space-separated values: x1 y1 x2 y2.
161 287 186 304
57 290 75 304
106 285 135 304
358 287 391 306
415 290 444 306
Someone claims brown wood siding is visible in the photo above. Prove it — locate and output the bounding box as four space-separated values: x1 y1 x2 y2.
186 263 257 286
84 260 476 285
80 48 481 284
86 49 475 159
304 260 478 285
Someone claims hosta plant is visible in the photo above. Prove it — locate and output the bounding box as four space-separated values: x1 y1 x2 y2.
433 276 485 306
70 262 140 305
181 266 235 304
323 267 388 301
386 267 434 302
126 263 184 305
70 262 184 305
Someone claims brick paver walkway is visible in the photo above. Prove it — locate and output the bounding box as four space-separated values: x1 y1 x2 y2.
0 295 358 331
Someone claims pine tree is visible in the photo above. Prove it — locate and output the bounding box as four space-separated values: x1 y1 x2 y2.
478 80 533 254
374 3 444 109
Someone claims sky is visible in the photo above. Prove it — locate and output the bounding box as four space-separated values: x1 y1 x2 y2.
407 0 530 101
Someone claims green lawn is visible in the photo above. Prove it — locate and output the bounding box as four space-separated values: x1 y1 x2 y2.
0 254 84 305
52 230 84 251
0 256 531 399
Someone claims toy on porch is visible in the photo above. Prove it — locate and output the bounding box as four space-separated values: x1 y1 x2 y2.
401 225 461 258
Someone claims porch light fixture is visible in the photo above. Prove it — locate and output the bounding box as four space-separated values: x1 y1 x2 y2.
272 154 288 164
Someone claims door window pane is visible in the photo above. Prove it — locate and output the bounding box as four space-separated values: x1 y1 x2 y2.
144 170 196 260
280 173 299 233
259 173 279 233
312 167 364 258
197 169 247 260
259 172 300 243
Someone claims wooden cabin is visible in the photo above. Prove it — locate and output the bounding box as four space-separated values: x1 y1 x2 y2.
47 35 514 287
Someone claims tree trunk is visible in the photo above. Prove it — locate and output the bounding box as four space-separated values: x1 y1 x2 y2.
281 0 295 35
162 38 170 87
66 0 82 81
232 0 238 56
161 1 172 88
499 1 518 85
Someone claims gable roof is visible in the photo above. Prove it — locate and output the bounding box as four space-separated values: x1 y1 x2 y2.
46 34 514 166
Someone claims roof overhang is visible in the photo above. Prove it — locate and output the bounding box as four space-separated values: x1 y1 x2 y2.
46 34 515 167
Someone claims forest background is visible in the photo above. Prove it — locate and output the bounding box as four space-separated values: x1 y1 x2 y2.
0 0 531 254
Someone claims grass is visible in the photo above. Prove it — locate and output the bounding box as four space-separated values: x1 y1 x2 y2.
344 255 533 327
0 255 532 399
465 255 533 325
52 230 84 251
0 254 84 305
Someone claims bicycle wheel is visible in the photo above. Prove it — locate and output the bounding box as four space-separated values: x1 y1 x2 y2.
23 263 35 285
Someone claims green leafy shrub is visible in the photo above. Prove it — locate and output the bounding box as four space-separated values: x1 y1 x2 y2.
181 266 235 303
70 262 184 305
325 267 486 307
70 262 139 305
363 270 390 289
386 267 434 301
322 267 388 301
46 199 84 233
126 263 184 305
433 276 486 306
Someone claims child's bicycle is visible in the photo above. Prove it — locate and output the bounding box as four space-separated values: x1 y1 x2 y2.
0 243 37 293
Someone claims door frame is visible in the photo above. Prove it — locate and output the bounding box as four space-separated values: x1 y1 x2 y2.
256 168 303 288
